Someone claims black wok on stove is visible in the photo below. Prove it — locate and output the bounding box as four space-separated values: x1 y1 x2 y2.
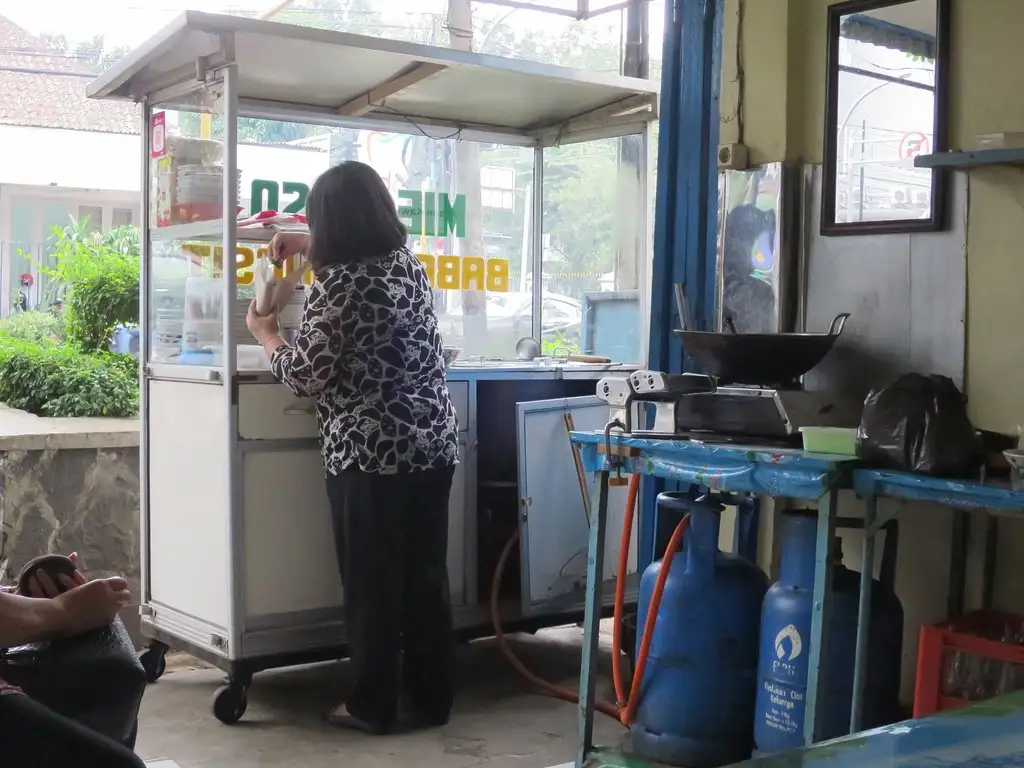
674 313 850 386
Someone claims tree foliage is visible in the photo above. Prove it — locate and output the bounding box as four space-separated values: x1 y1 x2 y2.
0 337 138 418
39 32 131 73
46 219 140 354
263 0 631 290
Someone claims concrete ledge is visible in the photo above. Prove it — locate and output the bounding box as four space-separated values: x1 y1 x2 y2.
0 437 142 645
0 406 139 451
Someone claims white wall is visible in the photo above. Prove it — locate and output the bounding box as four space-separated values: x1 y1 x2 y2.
0 124 334 199
0 184 141 314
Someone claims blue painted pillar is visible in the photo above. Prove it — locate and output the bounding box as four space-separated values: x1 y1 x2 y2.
639 0 725 571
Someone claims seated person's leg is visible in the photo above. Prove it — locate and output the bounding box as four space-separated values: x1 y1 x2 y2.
2 621 147 745
0 690 146 768
5 557 147 746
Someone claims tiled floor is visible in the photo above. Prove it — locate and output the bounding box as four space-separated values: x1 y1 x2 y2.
136 626 625 768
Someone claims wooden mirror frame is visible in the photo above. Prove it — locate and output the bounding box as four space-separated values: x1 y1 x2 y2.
820 0 951 236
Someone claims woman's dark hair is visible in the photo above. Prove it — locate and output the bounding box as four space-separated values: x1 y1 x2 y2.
305 161 407 269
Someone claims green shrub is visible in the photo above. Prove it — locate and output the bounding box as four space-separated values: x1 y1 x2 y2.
0 311 64 343
47 220 139 353
0 337 138 418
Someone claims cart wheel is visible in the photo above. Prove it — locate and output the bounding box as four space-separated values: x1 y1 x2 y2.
212 684 248 725
139 645 168 684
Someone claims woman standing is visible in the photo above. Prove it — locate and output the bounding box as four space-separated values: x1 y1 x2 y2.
246 161 460 735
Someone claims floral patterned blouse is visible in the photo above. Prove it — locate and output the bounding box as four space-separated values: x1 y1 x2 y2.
270 247 460 476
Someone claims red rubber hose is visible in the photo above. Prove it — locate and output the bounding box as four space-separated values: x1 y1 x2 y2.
491 472 690 727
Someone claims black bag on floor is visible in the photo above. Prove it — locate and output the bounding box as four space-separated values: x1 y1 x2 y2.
856 373 980 477
0 618 146 746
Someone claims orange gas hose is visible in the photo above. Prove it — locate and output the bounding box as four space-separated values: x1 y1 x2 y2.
618 510 690 726
491 472 691 727
490 528 621 720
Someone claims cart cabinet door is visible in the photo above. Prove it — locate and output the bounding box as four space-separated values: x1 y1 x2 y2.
516 396 637 616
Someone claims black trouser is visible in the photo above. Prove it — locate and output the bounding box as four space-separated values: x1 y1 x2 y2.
1 630 146 748
326 465 457 729
0 693 145 768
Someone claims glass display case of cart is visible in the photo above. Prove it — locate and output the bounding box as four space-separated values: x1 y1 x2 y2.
146 111 646 367
147 103 314 368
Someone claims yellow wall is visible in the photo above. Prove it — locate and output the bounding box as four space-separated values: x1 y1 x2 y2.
724 0 1024 431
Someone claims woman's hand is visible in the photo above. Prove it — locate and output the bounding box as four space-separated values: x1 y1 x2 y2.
246 299 281 345
269 232 311 265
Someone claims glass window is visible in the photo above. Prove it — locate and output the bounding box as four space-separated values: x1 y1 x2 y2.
832 13 936 225
147 94 228 366
112 208 134 228
78 206 103 233
542 135 645 362
273 0 623 72
146 101 543 364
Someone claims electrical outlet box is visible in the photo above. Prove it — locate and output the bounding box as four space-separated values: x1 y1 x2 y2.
717 143 749 171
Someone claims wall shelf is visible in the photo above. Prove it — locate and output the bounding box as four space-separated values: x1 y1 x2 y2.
914 148 1024 169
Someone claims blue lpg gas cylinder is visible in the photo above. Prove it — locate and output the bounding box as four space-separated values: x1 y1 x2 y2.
632 492 768 768
754 512 904 753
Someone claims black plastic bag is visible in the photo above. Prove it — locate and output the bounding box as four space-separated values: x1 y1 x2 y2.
856 373 980 477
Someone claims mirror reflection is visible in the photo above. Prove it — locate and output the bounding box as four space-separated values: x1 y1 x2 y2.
823 0 948 233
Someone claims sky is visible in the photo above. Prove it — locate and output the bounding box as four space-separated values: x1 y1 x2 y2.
0 0 261 47
0 0 665 57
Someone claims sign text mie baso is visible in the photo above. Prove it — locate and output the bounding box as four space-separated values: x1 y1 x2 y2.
220 179 509 292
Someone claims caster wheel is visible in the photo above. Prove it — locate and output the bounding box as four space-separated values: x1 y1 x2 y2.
212 684 248 725
139 646 167 683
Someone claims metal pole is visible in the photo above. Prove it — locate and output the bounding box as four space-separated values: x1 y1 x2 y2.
258 0 295 20
531 147 544 341
947 510 968 617
575 466 611 768
804 487 837 745
139 98 153 605
850 494 876 733
857 119 867 222
220 64 241 655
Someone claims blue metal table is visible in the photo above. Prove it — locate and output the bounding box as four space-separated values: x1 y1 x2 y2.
848 469 1024 733
569 431 861 767
581 691 1024 767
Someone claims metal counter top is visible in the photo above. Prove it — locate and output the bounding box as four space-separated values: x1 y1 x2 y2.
570 431 857 501
148 361 635 385
573 693 1024 767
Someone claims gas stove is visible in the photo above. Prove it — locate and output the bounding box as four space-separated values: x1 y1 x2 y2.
596 371 861 442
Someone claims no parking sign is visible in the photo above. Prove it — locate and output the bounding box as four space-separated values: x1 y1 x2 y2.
899 131 931 160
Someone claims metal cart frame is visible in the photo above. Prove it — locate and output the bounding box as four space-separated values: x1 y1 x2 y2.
87 11 658 723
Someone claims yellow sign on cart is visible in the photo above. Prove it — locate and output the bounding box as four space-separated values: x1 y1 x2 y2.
182 243 510 293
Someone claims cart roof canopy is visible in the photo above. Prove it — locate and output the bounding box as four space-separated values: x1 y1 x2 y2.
87 12 658 146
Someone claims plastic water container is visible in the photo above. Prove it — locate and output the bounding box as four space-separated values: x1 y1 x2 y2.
109 325 140 356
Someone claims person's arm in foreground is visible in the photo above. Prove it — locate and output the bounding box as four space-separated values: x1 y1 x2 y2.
0 577 131 647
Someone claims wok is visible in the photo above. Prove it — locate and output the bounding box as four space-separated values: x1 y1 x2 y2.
674 313 850 386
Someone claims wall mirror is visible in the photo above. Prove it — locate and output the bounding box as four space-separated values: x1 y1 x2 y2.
821 0 950 235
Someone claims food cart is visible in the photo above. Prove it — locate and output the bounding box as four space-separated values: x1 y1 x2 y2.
87 11 656 723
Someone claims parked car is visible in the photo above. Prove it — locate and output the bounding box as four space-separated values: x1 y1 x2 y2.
438 291 582 351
